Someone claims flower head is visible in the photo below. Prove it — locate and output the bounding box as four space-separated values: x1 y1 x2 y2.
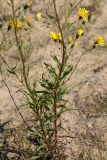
73 41 78 47
50 32 58 41
57 33 62 41
35 13 42 21
68 36 78 48
95 35 104 46
16 20 22 29
8 20 22 30
70 0 75 7
77 28 84 36
50 32 62 41
24 2 31 10
68 36 73 43
8 20 14 30
78 8 89 22
26 17 32 26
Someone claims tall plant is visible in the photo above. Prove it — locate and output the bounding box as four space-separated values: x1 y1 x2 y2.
0 0 105 159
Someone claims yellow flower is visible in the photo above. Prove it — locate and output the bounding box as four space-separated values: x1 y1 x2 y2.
35 13 42 21
57 33 62 41
95 35 104 46
50 32 62 41
70 0 75 6
16 20 22 29
8 20 22 30
77 28 84 36
24 2 31 10
50 32 58 41
8 20 14 30
68 37 78 47
73 41 78 47
68 36 73 43
26 17 32 26
78 8 89 22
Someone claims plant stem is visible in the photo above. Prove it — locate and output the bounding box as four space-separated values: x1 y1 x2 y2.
52 0 66 148
11 0 49 150
11 0 30 92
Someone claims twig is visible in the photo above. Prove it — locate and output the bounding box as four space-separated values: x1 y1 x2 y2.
11 0 30 92
63 0 84 27
3 81 33 131
0 54 21 83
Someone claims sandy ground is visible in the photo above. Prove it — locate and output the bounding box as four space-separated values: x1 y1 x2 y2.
0 0 107 159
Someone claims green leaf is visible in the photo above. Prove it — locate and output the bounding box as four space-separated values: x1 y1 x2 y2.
65 21 77 31
51 55 61 69
7 69 15 74
65 22 72 31
40 77 55 90
61 65 73 80
7 2 11 7
59 87 65 95
44 63 57 79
